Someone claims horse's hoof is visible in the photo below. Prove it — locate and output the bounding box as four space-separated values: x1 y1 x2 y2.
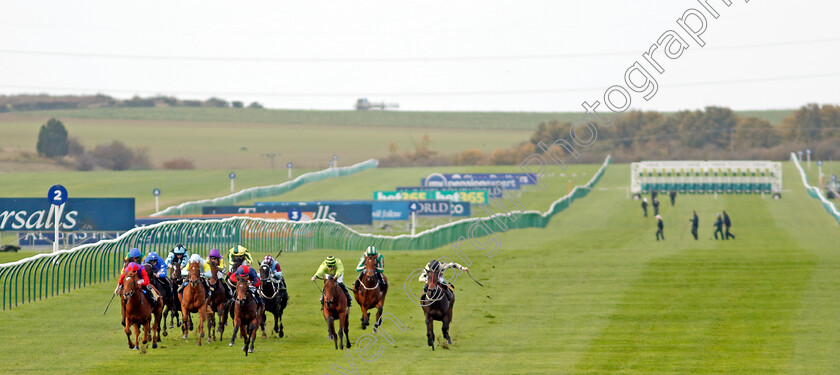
162 331 168 337
447 339 452 345
249 348 254 353
153 343 158 349
279 331 284 338
229 343 234 347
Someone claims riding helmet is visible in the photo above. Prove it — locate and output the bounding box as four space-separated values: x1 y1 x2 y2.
229 245 248 256
365 245 377 256
428 259 441 272
325 256 337 267
128 248 142 259
263 255 275 264
189 253 203 264
173 244 187 255
208 248 221 259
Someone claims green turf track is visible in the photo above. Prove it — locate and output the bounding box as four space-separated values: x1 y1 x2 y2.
0 162 838 374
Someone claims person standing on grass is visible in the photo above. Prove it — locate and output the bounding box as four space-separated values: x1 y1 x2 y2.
670 190 677 206
641 197 648 217
723 210 736 240
713 213 724 240
653 198 660 216
689 211 699 240
655 215 665 241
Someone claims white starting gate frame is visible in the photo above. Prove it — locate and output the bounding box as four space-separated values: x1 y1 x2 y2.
631 160 782 196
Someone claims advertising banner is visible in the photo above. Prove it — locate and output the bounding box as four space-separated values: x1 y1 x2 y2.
413 200 471 217
397 185 505 198
206 201 372 225
373 190 488 204
371 201 409 221
0 198 135 232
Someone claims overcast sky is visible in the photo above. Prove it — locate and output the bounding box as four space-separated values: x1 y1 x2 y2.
1 0 837 112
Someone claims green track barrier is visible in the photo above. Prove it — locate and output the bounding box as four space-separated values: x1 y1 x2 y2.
0 156 610 310
791 152 840 225
152 159 380 216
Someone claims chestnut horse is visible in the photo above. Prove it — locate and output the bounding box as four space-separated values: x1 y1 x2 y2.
164 261 183 330
179 261 207 345
322 274 351 350
353 255 387 331
205 259 229 342
230 277 263 355
122 270 161 353
420 268 454 351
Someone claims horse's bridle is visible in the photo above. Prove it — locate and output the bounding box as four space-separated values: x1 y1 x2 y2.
358 256 380 291
234 280 253 307
258 265 282 299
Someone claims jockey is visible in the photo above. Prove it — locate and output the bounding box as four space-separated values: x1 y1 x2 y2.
230 264 263 307
311 255 352 307
206 249 227 278
142 251 167 278
116 262 159 325
164 244 189 270
354 245 386 293
118 248 144 280
261 255 286 289
419 259 469 298
178 253 211 299
227 245 252 273
125 247 143 264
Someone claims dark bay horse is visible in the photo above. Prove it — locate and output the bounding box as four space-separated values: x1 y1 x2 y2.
179 261 207 345
142 264 167 341
353 255 387 331
421 269 454 350
231 277 263 355
122 270 158 353
258 264 288 339
322 274 351 350
205 259 229 342
164 261 183 330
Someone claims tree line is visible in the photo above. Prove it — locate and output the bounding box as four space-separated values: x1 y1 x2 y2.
0 94 263 112
431 104 840 166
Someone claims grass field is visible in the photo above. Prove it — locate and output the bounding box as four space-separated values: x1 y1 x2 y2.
1 161 839 374
0 107 796 170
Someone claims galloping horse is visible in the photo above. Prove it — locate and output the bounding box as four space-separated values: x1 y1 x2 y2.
179 261 207 345
354 255 387 331
122 270 160 353
143 264 168 340
231 276 263 355
421 268 454 350
164 261 183 330
322 274 351 350
258 264 288 339
205 259 229 342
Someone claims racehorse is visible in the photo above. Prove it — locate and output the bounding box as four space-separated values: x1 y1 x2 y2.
164 261 183 330
205 258 229 342
179 260 207 345
420 267 454 350
230 276 263 355
322 274 351 350
122 270 161 353
143 264 169 339
258 264 288 339
353 255 387 331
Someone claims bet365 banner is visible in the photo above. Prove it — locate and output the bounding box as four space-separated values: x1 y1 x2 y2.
0 198 135 231
373 190 488 204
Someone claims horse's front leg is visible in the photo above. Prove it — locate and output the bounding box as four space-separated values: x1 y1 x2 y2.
442 314 452 345
141 321 150 354
229 318 240 347
134 323 141 351
327 316 338 349
342 311 352 349
426 316 435 350
260 311 268 339
248 318 258 353
197 306 206 346
373 306 384 332
125 322 134 349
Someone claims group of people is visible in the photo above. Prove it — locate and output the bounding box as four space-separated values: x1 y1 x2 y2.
116 242 467 316
640 190 736 241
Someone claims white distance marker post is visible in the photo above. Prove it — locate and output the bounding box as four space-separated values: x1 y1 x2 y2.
287 162 293 179
806 149 812 169
153 188 161 213
332 154 338 169
47 184 68 253
409 201 419 236
229 172 236 193
818 160 824 190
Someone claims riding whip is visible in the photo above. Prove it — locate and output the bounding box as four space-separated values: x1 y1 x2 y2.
103 290 118 315
466 270 484 287
311 279 323 294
